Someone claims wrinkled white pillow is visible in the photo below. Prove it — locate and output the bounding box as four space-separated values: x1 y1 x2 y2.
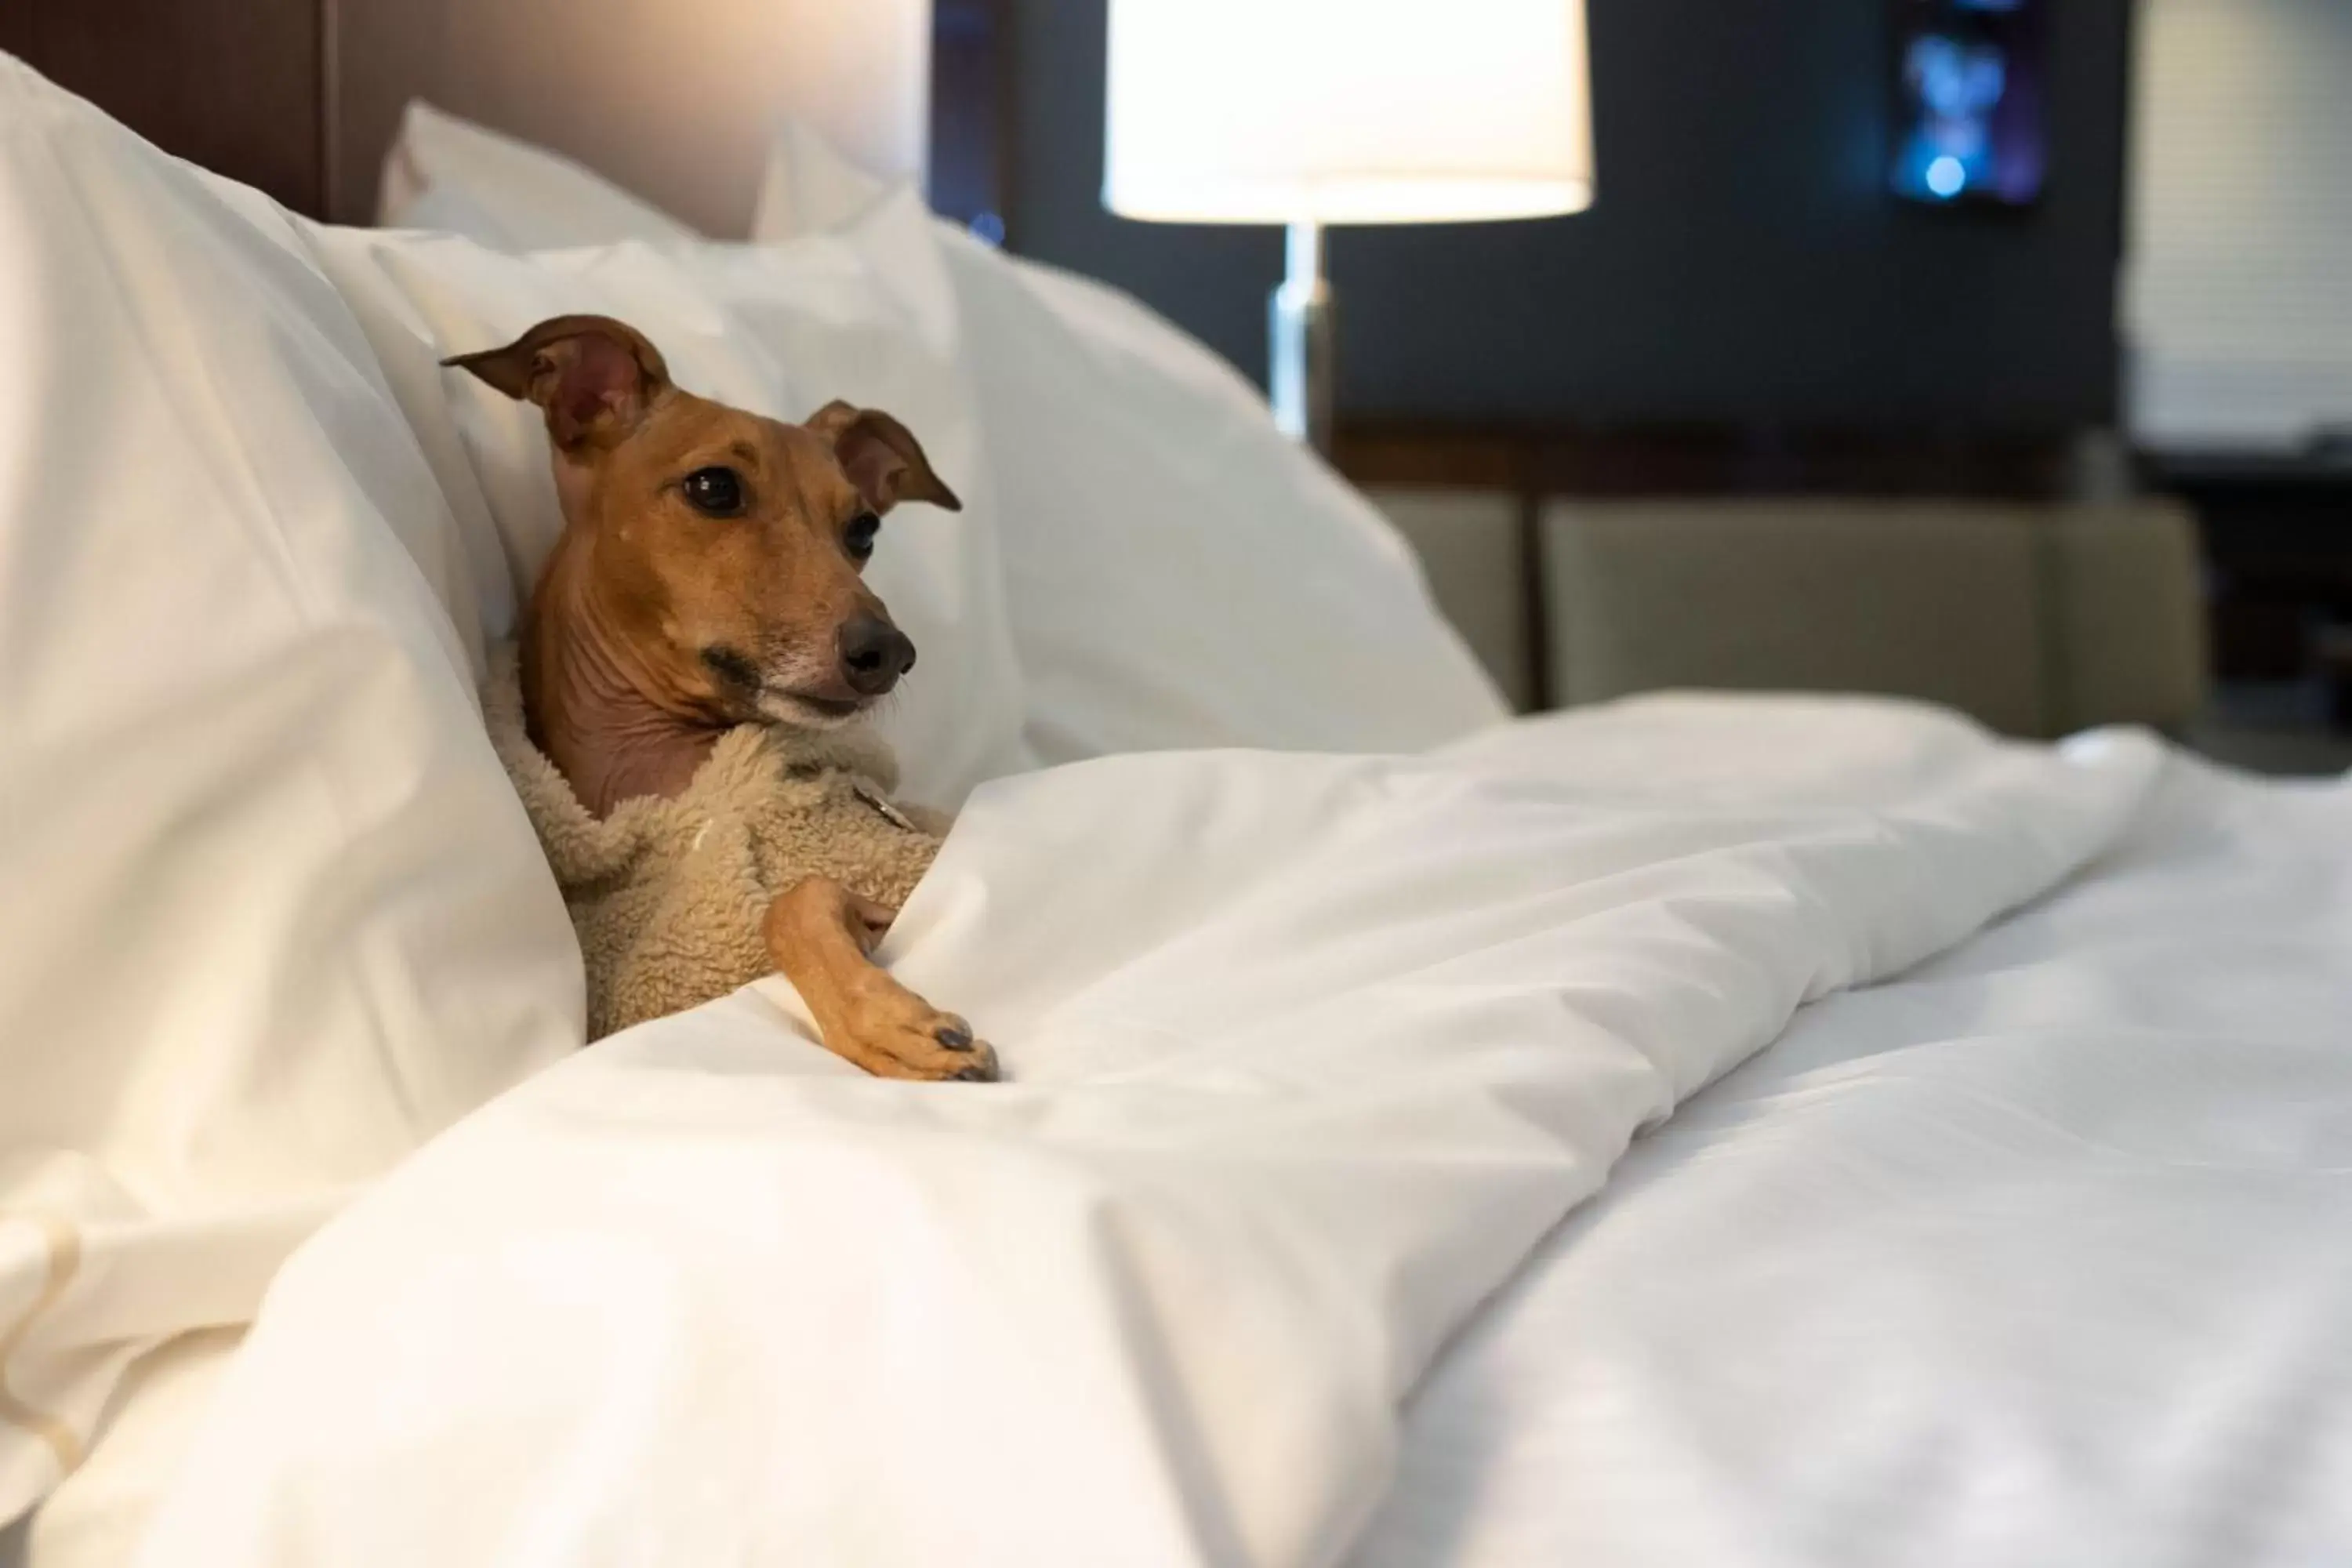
379 101 878 254
0 60 580 1526
308 191 1035 811
941 233 1508 760
377 100 699 251
750 119 906 242
750 137 1509 760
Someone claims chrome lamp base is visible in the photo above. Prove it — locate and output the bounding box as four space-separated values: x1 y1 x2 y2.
1269 220 1336 454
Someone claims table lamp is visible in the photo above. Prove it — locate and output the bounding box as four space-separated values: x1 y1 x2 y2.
1103 0 1595 452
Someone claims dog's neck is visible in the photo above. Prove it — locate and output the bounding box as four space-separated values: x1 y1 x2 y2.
522 533 724 818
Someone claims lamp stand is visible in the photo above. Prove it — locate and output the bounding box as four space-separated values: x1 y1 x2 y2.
1269 220 1335 455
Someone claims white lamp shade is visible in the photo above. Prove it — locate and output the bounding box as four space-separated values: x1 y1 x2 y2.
1104 0 1593 226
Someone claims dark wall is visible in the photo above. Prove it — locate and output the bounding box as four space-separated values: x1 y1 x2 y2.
1006 0 2129 430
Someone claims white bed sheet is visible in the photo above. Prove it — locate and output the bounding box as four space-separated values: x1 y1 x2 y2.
1355 750 2352 1567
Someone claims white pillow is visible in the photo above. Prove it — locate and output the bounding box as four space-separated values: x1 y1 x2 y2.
751 119 904 241
378 102 884 254
0 60 579 1526
750 140 1510 760
376 100 700 251
308 191 1035 811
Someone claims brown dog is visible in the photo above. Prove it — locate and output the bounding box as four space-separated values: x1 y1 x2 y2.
448 314 994 1082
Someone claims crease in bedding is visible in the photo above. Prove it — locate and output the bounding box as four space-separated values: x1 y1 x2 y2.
0 1216 82 1476
129 699 2164 1568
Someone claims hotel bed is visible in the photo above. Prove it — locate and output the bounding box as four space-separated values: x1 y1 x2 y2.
2 8 2349 1566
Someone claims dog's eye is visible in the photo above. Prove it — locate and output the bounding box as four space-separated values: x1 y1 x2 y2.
844 511 881 562
681 466 745 517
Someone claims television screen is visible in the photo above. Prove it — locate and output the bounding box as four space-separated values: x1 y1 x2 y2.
1890 0 2046 205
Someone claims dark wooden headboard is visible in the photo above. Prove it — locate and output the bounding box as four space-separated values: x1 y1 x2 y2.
0 0 1007 236
0 0 330 213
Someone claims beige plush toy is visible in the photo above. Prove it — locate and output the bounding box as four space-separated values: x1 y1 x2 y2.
482 647 947 1041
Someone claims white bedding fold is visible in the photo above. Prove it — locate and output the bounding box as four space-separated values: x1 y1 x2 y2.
133 699 2165 1568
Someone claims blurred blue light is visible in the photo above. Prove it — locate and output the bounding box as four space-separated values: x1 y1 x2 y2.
1925 154 1967 198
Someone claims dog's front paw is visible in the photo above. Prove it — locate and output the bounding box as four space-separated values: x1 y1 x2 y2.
840 991 1000 1083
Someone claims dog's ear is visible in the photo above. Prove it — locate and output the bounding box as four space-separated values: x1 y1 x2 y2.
808 401 964 514
443 315 672 452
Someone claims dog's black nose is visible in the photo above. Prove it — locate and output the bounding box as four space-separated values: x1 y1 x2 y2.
837 616 916 695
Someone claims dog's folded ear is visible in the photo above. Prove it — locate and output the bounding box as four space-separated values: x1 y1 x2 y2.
442 315 673 453
808 401 964 515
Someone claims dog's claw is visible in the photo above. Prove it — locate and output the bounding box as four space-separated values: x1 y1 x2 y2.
936 1024 974 1051
948 1038 1000 1083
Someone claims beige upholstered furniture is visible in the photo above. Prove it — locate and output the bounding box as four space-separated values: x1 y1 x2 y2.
1370 490 2207 738
1370 489 1537 712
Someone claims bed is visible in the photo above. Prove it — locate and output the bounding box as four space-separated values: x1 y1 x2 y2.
2 9 2349 1567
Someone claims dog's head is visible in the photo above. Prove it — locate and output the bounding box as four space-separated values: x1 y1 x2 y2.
447 314 959 729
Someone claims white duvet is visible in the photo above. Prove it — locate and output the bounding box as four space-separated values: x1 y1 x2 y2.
1357 742 2352 1568
131 696 2169 1566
